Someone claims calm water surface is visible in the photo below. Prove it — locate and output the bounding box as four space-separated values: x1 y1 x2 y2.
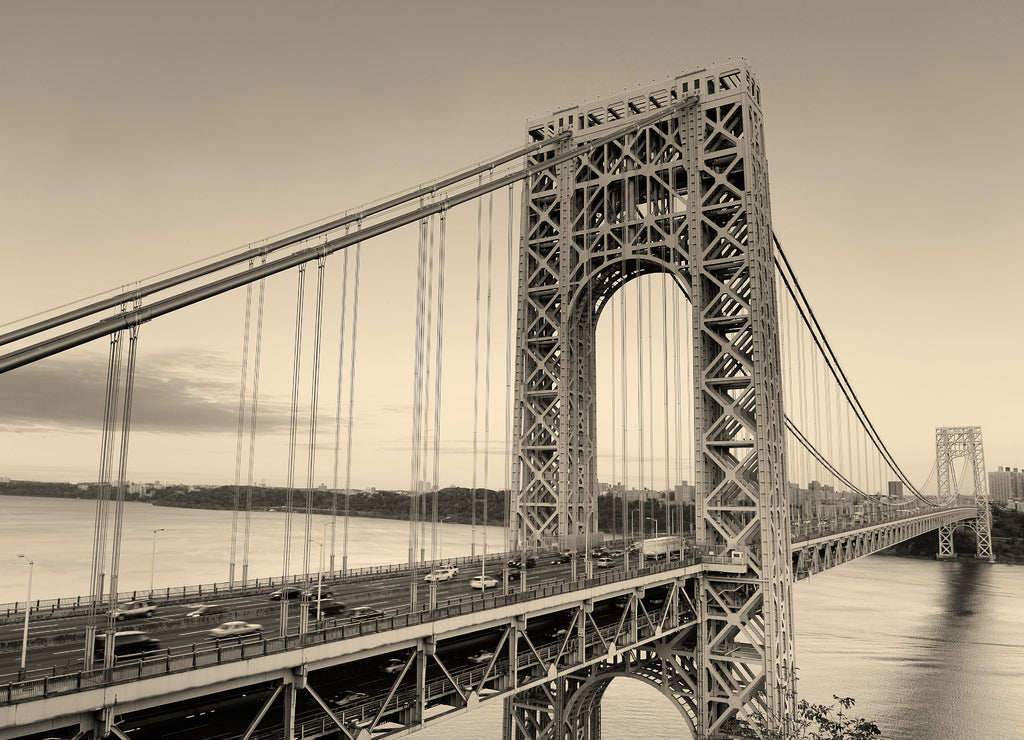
2 495 1022 739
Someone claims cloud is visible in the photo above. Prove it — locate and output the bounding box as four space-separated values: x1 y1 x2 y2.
0 349 293 435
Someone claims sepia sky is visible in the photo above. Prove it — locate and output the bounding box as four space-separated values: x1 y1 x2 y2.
1 0 1023 490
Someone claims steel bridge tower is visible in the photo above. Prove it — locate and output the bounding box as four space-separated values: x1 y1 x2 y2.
936 426 994 562
509 60 793 738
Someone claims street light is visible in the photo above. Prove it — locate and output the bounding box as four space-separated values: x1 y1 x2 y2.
307 537 325 621
150 528 165 593
646 517 659 540
321 521 332 576
16 554 33 673
438 516 452 565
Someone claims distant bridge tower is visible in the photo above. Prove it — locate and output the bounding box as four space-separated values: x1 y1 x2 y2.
509 60 792 738
935 426 994 562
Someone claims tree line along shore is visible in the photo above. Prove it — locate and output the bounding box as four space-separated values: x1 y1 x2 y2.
3 480 1022 563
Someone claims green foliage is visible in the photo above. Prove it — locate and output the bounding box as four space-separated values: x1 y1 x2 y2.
733 696 881 740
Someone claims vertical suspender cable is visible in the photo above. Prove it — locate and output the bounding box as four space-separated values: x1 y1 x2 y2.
410 213 428 609
483 188 494 570
230 261 255 588
300 252 328 634
341 237 361 578
636 262 645 541
104 323 139 669
782 291 795 487
280 264 306 635
428 209 447 610
420 214 437 565
583 193 593 574
242 258 266 585
84 331 122 665
646 273 655 537
331 229 351 574
798 314 810 489
610 281 617 541
810 347 822 484
685 276 694 537
661 274 670 535
620 277 629 555
504 184 515 567
470 180 484 559
671 272 683 541
824 363 834 489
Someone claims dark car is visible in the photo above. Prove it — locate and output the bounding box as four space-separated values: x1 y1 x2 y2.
186 604 228 618
550 551 577 564
301 587 333 600
347 606 384 621
308 600 346 617
93 631 161 660
508 556 537 569
269 586 303 600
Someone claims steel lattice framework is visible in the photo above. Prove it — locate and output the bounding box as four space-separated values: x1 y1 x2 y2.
936 426 994 562
509 60 793 738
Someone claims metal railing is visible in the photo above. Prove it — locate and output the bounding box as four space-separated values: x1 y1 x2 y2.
0 546 546 620
0 554 703 705
2 506 973 620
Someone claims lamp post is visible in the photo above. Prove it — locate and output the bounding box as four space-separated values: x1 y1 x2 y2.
308 537 325 621
321 521 331 577
646 517 659 540
17 554 33 673
438 516 452 565
149 529 165 593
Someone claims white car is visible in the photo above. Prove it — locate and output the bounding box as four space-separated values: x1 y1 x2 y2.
470 575 499 590
209 621 263 638
424 569 454 583
468 648 495 664
110 600 156 621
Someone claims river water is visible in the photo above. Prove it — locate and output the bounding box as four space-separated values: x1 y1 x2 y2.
2 494 1023 739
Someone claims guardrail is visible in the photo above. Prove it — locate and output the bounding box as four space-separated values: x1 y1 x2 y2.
1 508 974 623
0 546 557 620
0 553 704 705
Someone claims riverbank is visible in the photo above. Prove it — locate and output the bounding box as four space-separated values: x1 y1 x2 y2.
4 481 1023 563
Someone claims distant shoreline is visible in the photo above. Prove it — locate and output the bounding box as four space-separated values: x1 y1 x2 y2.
2 482 1022 563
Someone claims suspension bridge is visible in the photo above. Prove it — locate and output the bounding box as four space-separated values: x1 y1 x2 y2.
0 60 992 740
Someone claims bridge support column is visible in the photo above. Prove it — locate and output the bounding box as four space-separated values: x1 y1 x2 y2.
503 673 597 740
509 61 793 734
935 426 994 563
282 666 305 740
937 523 955 560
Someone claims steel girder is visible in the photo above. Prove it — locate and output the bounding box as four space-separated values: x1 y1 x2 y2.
791 507 977 578
935 426 994 561
511 61 791 738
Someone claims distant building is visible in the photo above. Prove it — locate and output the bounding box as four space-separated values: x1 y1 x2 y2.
989 467 1024 504
888 481 904 499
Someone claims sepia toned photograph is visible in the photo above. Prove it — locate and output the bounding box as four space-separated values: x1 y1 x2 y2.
1 2 1022 739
